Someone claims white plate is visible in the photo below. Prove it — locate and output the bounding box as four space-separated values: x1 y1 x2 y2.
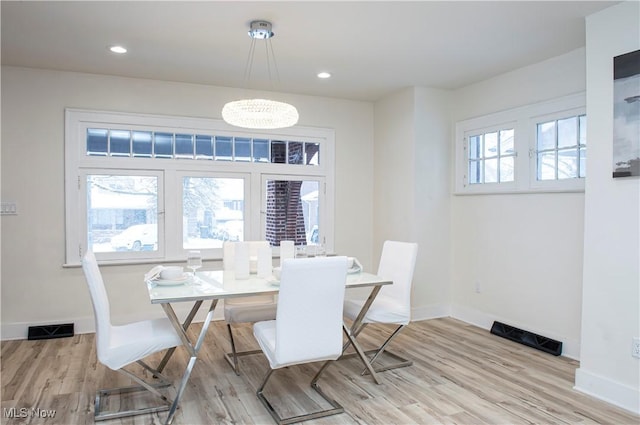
267 278 280 287
347 267 361 274
153 274 190 286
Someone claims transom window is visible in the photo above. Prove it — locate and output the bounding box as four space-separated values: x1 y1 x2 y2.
86 128 320 165
65 109 335 265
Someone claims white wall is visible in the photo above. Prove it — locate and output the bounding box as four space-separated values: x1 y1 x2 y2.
0 67 374 337
373 87 452 318
575 1 640 414
449 48 589 359
373 88 416 244
413 87 453 317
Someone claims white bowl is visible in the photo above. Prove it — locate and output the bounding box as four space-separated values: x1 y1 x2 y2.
160 266 184 280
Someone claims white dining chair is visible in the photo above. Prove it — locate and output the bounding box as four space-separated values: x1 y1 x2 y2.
81 250 182 421
343 240 418 374
223 240 278 375
253 256 349 425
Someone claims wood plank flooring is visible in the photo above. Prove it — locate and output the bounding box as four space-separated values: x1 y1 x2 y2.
2 318 638 424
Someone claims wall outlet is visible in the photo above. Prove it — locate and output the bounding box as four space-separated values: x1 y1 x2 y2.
474 280 482 294
632 337 640 359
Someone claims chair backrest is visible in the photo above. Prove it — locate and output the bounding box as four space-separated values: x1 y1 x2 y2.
223 240 270 271
275 256 348 365
81 250 112 364
376 240 418 312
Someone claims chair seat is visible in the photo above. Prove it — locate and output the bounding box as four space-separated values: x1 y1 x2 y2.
254 320 342 370
253 320 278 366
103 318 182 370
224 300 277 323
344 296 410 325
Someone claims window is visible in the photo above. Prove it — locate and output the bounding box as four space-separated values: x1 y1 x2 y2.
468 128 515 184
262 176 323 246
180 175 245 249
535 114 586 181
86 172 162 261
65 109 335 265
455 92 586 194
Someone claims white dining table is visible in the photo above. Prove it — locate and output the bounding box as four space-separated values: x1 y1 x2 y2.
146 268 392 425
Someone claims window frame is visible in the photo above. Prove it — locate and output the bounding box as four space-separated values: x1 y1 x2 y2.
260 173 328 247
529 107 587 192
174 170 252 259
80 169 165 262
463 122 519 192
454 92 586 195
65 109 335 266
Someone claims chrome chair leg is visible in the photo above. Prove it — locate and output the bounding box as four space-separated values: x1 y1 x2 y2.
155 300 203 375
225 324 240 375
311 325 358 384
224 324 264 375
360 325 413 375
338 323 413 375
94 362 174 421
257 367 344 425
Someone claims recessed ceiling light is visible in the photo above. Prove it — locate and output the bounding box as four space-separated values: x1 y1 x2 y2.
109 45 127 54
317 72 331 79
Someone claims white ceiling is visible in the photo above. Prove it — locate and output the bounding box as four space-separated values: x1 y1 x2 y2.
1 1 618 102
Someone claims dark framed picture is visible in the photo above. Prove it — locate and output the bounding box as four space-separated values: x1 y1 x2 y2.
613 49 640 178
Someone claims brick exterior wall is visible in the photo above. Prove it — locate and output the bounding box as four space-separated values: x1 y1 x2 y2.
265 142 319 246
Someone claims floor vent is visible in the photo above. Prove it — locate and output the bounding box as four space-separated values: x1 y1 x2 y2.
490 321 562 356
28 323 74 340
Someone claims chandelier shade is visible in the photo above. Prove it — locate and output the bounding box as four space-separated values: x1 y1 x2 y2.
222 98 299 130
222 20 299 130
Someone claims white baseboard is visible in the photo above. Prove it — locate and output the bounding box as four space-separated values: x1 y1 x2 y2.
1 318 97 340
0 316 86 341
1 305 225 340
450 303 495 329
450 303 580 360
575 368 640 415
411 303 451 321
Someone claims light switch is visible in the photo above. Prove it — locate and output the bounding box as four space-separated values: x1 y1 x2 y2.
1 202 17 215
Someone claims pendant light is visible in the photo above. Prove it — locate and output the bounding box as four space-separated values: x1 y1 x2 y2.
222 20 299 130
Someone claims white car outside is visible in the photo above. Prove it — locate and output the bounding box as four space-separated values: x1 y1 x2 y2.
110 224 157 251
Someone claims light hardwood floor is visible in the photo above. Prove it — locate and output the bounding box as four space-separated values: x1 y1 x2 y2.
2 318 638 425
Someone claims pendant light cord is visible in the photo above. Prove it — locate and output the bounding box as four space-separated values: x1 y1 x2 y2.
242 37 280 92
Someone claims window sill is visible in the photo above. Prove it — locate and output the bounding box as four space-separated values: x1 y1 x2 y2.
63 258 222 268
453 187 585 196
